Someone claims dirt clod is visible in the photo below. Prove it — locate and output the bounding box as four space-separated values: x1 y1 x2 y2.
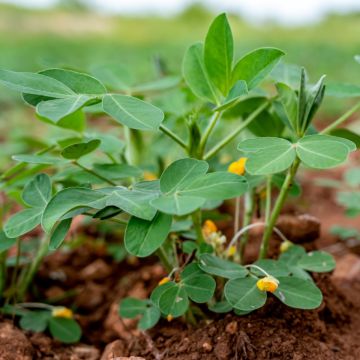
0 322 34 360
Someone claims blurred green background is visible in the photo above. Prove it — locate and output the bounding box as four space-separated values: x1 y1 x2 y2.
0 1 359 169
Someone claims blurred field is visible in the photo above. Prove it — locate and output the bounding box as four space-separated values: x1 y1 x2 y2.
0 3 359 168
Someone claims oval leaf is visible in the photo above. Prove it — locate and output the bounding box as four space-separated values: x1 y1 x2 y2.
198 254 248 279
48 317 82 344
61 139 101 160
125 212 172 257
225 277 267 311
182 42 219 104
204 13 233 95
274 276 322 309
297 251 336 273
182 274 216 303
102 94 164 131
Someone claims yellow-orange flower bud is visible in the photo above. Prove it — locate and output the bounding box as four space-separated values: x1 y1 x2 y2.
52 307 73 319
158 277 171 286
256 276 279 293
228 157 247 176
166 314 173 322
144 171 157 181
227 245 237 257
202 220 218 238
280 240 293 253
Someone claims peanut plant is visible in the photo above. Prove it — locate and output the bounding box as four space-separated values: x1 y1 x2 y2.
0 14 359 337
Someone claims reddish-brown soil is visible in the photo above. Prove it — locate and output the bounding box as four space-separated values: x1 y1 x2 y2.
1 165 360 360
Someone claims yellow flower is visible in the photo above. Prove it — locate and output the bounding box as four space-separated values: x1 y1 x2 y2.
202 220 218 238
280 240 293 253
144 171 157 181
227 245 237 257
166 314 173 322
158 276 171 286
52 307 73 319
256 276 279 293
228 157 247 176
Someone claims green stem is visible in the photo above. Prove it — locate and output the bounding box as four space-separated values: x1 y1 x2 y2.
0 251 7 299
124 127 144 166
199 111 222 155
320 102 360 134
159 124 188 149
156 246 173 273
259 158 300 259
239 190 255 263
17 235 49 301
192 209 204 244
265 176 272 223
74 161 116 186
234 196 241 235
204 102 269 160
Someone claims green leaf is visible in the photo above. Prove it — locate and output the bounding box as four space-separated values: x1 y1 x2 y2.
181 263 204 280
119 297 147 318
12 154 66 165
49 218 72 250
275 82 298 132
159 158 209 194
4 208 42 238
106 187 158 220
22 173 52 208
182 274 216 303
252 259 290 277
0 69 74 98
150 194 205 216
297 251 336 273
42 188 107 233
232 48 285 90
330 129 360 149
208 300 233 313
158 284 189 317
61 139 101 160
48 317 82 344
93 164 142 180
274 276 322 309
345 167 360 186
132 76 181 95
214 80 248 111
102 94 164 131
204 13 233 95
225 277 267 311
92 206 122 220
296 135 350 169
138 306 161 330
36 95 93 122
279 245 306 265
182 172 248 200
125 212 172 257
239 137 295 175
40 68 106 95
0 230 16 252
19 311 51 332
326 83 360 98
182 42 219 104
198 254 248 279
150 282 174 307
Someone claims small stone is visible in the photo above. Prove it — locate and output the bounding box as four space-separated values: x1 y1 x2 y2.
80 259 112 281
332 253 360 281
202 342 213 352
0 323 34 360
225 321 238 335
100 340 128 359
72 345 100 360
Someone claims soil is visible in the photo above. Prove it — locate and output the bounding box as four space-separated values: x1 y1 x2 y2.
1 165 360 360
